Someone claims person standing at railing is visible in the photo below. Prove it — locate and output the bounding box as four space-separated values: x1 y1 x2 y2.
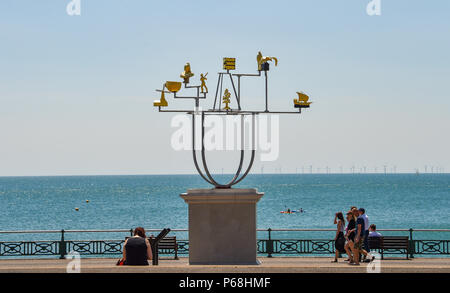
332 212 346 262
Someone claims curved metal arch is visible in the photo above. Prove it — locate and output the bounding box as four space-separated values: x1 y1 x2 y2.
229 113 256 185
199 111 223 187
191 113 214 185
202 114 245 188
191 112 256 188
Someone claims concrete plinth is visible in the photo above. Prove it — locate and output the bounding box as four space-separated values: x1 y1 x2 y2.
180 188 264 265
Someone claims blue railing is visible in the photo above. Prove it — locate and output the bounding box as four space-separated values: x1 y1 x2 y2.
0 228 449 258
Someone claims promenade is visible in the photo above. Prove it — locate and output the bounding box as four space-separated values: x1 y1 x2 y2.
1 257 449 273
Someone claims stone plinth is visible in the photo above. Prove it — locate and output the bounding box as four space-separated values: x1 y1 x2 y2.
180 188 264 265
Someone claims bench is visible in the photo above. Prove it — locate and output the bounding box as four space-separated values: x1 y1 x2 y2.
153 236 178 260
368 236 409 260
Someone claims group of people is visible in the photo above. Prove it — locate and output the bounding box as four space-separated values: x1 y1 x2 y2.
333 207 381 265
120 212 384 266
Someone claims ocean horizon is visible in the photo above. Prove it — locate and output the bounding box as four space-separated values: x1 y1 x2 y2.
1 174 449 242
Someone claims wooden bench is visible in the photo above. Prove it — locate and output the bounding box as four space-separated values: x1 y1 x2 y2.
368 236 409 259
150 236 178 260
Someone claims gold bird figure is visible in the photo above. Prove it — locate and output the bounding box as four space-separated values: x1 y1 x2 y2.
257 51 278 71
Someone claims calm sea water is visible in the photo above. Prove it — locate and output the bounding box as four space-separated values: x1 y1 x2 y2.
0 174 449 241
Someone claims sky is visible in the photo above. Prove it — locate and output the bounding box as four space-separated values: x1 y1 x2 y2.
0 0 449 176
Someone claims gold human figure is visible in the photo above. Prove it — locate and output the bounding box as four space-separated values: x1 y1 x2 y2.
180 62 194 83
222 89 231 110
256 51 278 71
200 73 208 93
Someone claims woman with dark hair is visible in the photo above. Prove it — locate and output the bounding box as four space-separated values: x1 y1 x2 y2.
332 212 346 262
344 211 356 263
122 227 152 265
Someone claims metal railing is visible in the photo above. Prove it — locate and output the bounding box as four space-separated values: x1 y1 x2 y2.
0 228 449 259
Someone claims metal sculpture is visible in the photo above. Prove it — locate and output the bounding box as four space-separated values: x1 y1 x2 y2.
153 52 312 188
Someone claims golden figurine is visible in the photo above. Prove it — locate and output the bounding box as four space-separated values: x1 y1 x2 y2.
165 81 182 93
222 89 231 110
153 84 168 107
223 57 236 70
293 91 312 108
256 51 278 71
200 73 208 93
180 62 194 83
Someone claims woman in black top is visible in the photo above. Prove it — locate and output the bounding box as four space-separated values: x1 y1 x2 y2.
332 212 346 262
123 227 152 265
344 211 356 263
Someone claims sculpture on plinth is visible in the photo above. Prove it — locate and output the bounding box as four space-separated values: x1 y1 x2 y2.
152 52 313 265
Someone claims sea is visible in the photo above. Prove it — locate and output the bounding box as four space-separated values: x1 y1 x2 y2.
0 174 449 242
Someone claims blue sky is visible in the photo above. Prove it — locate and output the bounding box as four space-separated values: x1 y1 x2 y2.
0 0 449 176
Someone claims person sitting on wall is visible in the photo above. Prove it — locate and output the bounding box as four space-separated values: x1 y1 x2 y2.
122 227 152 265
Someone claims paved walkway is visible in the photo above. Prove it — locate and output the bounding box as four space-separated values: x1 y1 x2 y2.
1 257 449 273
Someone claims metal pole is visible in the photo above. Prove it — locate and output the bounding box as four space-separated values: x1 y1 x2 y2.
238 76 241 106
228 73 240 110
264 70 268 112
219 74 223 111
213 74 220 110
409 228 415 258
59 229 66 259
267 228 273 258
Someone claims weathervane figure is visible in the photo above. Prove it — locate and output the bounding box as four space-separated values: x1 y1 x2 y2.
180 62 194 83
200 73 208 93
